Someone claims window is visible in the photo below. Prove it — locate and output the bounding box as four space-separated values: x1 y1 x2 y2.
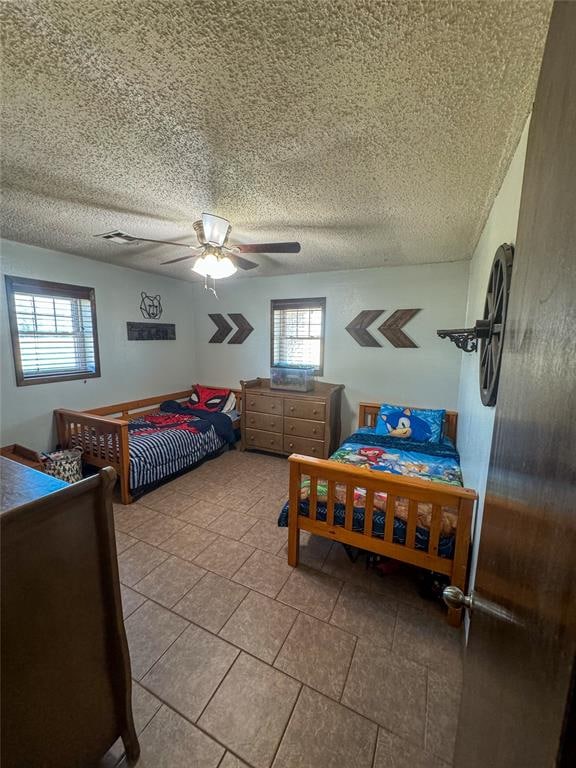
270 297 326 375
5 276 101 386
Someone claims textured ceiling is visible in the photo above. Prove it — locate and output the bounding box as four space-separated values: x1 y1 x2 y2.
1 0 551 281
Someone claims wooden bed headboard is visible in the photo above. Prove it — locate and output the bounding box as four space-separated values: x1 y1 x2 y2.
358 402 458 444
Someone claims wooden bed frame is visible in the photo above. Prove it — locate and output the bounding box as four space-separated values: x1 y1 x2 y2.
287 402 477 626
55 387 242 506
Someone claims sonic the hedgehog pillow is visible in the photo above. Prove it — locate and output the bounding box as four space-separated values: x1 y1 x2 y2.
374 403 445 443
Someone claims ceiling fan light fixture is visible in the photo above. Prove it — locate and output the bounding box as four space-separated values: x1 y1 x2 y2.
192 251 237 279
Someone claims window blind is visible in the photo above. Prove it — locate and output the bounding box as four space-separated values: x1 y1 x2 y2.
5 276 100 386
271 298 326 374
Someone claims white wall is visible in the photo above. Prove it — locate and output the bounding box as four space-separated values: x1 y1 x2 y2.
0 240 197 451
457 118 530 590
191 261 469 436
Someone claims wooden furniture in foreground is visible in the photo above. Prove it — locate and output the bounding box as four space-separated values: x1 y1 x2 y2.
287 403 477 626
0 443 45 471
55 386 242 505
1 460 138 767
240 378 344 459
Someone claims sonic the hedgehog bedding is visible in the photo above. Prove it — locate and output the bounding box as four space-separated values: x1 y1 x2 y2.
277 429 463 558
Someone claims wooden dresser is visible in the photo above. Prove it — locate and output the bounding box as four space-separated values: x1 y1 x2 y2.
240 378 344 459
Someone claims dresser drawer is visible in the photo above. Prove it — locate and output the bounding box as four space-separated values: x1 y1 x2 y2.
245 428 283 451
284 399 325 421
245 412 282 433
244 394 283 416
284 435 325 458
284 417 325 440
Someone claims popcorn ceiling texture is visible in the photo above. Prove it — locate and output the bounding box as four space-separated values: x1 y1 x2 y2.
1 0 551 280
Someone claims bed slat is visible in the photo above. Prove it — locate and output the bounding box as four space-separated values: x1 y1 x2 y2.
406 500 418 549
309 476 318 521
384 494 396 542
327 481 336 526
344 485 354 530
429 504 442 556
363 490 374 536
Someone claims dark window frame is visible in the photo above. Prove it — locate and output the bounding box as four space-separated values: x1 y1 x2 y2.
270 297 326 376
5 275 101 387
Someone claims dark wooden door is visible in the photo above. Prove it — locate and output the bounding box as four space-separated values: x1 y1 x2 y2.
453 3 576 767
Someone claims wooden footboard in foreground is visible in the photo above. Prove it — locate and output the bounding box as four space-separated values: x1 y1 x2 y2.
287 402 477 626
55 387 241 506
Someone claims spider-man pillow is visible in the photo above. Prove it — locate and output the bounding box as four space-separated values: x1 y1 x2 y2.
188 385 236 413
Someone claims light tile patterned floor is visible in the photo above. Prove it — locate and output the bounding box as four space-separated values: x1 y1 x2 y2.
106 448 462 768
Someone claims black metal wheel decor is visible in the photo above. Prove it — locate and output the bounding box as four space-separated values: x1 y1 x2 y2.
479 243 514 406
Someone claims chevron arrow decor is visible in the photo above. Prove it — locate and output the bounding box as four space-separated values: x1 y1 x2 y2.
227 313 254 344
345 310 385 347
208 314 233 343
346 309 421 348
378 309 421 348
208 313 254 344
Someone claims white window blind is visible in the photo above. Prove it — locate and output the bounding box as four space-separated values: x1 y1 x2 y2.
5 276 100 386
271 298 326 374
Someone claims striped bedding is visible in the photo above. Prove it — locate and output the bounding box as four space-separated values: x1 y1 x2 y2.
128 418 225 492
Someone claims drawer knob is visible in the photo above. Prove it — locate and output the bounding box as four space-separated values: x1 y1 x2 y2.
313 409 318 415
289 442 294 449
271 404 276 409
290 426 294 432
312 448 318 454
313 428 317 434
250 401 255 406
250 435 255 441
270 439 275 445
271 422 275 427
289 406 295 412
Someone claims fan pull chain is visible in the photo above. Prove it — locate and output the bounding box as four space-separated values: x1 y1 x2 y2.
203 275 218 299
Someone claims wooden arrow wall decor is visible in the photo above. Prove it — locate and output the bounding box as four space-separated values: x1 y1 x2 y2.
346 309 422 348
208 313 254 344
345 310 384 347
208 314 233 343
227 313 254 344
378 309 421 348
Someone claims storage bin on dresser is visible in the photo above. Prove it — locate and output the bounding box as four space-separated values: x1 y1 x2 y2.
240 378 344 459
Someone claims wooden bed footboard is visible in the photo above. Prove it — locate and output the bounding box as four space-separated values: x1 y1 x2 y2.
287 454 477 626
55 386 242 505
55 410 131 503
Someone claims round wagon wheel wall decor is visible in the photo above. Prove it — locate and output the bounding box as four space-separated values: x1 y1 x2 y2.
436 242 514 407
478 244 514 406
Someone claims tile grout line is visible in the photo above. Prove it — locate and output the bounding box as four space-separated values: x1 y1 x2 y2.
267 681 304 768
338 634 358 704
270 607 301 668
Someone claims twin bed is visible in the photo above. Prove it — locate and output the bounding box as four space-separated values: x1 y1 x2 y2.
55 387 241 505
279 403 477 626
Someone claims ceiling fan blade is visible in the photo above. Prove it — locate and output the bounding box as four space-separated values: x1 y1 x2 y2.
235 242 301 254
230 254 259 270
132 236 198 248
161 254 197 265
95 230 199 249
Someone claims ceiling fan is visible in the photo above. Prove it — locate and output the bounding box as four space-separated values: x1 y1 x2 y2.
95 213 301 282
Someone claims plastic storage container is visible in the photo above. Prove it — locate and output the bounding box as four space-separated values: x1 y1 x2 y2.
270 365 315 392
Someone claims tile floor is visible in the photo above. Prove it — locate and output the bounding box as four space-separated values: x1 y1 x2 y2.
105 448 463 768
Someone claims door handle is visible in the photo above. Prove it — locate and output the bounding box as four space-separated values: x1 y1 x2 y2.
443 586 474 611
443 586 521 625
